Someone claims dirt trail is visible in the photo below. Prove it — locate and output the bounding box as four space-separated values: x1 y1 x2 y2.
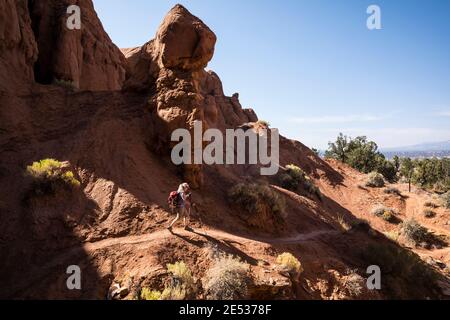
9 227 339 297
81 228 341 252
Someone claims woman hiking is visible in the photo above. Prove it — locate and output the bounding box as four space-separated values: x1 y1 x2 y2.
167 183 193 232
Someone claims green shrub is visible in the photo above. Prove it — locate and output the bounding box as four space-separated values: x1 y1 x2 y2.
26 159 80 195
276 252 303 276
162 261 195 300
423 209 436 218
441 192 450 209
402 219 430 245
160 285 187 300
424 201 439 209
140 288 162 300
203 254 250 300
228 183 285 217
278 164 322 199
384 187 402 197
139 261 194 301
371 205 397 222
365 172 385 188
167 261 194 290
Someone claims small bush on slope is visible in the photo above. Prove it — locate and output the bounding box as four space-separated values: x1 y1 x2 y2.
140 261 195 300
228 183 285 217
140 288 162 300
337 214 352 232
423 209 436 218
344 269 365 298
277 252 303 276
371 205 397 223
365 172 385 188
167 261 195 290
424 201 439 209
384 187 402 197
441 192 450 209
278 164 322 199
402 219 432 246
26 159 80 196
203 254 250 300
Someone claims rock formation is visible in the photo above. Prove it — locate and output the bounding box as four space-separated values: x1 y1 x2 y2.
0 0 38 93
123 4 257 188
28 0 126 90
0 0 126 92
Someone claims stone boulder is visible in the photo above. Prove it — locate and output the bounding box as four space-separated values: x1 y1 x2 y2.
154 4 216 71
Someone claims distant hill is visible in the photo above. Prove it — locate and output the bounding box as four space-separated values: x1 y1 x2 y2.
382 141 450 152
381 141 450 159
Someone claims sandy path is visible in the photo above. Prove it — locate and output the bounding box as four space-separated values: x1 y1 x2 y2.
9 227 339 297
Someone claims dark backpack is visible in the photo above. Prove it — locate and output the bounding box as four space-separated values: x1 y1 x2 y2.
168 191 179 208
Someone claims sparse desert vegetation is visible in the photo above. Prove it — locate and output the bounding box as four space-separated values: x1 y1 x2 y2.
228 183 285 218
424 201 439 209
384 187 402 197
423 209 436 218
26 159 80 196
371 205 397 223
402 219 430 246
203 254 250 300
337 215 352 232
277 252 303 277
278 164 322 199
140 288 162 300
441 192 450 209
400 219 448 249
343 269 365 298
366 172 385 188
140 261 195 300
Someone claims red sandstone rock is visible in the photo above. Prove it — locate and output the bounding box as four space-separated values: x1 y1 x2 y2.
0 0 38 93
28 0 126 91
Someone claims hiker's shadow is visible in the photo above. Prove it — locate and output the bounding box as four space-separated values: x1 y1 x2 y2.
170 229 205 247
192 230 259 266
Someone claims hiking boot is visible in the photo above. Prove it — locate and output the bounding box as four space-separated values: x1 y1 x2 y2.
184 226 193 232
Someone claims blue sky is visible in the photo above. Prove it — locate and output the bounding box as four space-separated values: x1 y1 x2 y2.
93 0 450 149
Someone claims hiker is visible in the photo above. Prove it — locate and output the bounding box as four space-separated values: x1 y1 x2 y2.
168 183 193 231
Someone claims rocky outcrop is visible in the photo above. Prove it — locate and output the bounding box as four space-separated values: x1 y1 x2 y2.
123 4 257 188
28 0 126 91
0 0 126 93
0 0 38 93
